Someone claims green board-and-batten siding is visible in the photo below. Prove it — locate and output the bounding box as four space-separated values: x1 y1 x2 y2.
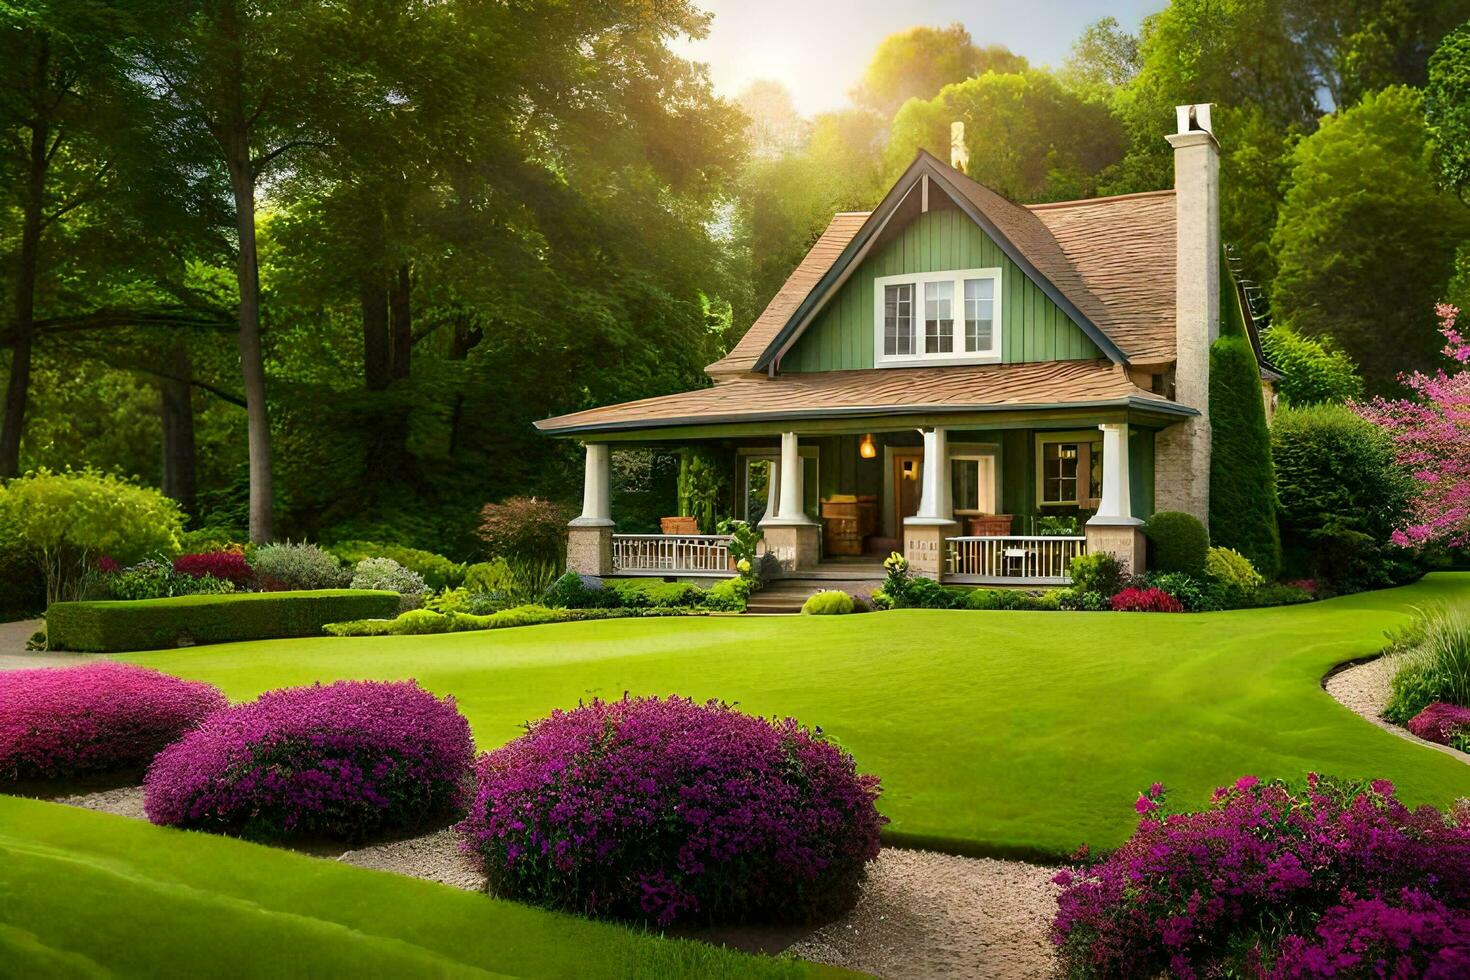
781 208 1101 373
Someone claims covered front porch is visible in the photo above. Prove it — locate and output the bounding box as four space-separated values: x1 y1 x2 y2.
563 406 1177 586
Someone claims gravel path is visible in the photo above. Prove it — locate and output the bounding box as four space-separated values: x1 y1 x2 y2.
1324 657 1470 765
45 784 1062 978
0 618 92 671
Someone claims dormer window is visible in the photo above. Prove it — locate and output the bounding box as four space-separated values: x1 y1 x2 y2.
875 268 1002 367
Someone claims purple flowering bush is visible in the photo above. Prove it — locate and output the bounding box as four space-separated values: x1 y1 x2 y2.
1052 775 1470 979
456 695 885 926
1408 702 1470 749
145 680 474 841
1 662 226 781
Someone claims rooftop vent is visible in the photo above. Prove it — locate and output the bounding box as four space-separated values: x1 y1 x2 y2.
1175 103 1214 135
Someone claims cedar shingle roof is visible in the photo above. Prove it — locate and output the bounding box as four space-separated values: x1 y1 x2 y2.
707 154 1180 375
1030 190 1177 364
536 360 1190 434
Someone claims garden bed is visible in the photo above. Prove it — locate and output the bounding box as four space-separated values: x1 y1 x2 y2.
1325 656 1470 765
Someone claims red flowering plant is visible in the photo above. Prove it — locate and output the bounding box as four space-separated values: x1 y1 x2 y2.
173 550 254 587
1 663 225 781
1110 586 1184 613
145 680 474 842
456 695 885 927
1355 304 1470 547
1051 775 1470 979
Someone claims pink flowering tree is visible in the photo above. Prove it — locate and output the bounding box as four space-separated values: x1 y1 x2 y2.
1355 304 1470 547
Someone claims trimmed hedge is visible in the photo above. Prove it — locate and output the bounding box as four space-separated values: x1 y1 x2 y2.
46 590 401 652
1143 511 1210 576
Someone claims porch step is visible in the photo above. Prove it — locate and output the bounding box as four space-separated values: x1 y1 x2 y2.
743 579 879 615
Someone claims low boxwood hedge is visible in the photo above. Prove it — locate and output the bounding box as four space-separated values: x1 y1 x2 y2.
46 590 401 653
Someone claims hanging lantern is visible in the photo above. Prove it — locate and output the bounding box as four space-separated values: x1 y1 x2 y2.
859 434 877 459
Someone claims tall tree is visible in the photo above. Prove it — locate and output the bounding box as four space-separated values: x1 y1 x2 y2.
852 24 1026 116
132 0 348 542
1271 86 1470 391
1426 19 1470 202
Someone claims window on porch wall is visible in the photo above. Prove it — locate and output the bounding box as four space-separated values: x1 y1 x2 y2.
1036 435 1104 509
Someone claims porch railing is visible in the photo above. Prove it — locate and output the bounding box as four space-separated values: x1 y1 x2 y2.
611 534 735 576
946 535 1087 585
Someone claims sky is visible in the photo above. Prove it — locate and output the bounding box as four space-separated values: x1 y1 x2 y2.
671 0 1166 116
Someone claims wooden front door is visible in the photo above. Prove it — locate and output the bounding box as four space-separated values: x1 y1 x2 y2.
892 450 924 546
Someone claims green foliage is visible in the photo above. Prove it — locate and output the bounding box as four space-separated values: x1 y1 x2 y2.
1260 324 1364 405
1271 86 1470 391
1426 21 1470 199
326 541 464 590
178 528 248 554
107 559 235 601
801 590 855 615
604 579 704 609
464 560 514 593
349 558 427 612
1205 547 1264 591
886 69 1123 202
1385 605 1470 724
323 604 701 638
1143 512 1210 577
893 577 968 610
47 591 401 652
423 587 507 616
1057 589 1109 611
716 519 761 565
701 575 754 612
1035 515 1081 536
249 543 346 591
1247 582 1314 607
963 589 1058 611
1145 571 1233 612
676 451 726 533
854 23 1026 114
543 572 613 610
0 469 184 606
1271 404 1421 593
1209 284 1281 579
1068 553 1125 596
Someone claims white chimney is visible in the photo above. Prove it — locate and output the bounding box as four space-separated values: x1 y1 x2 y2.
950 121 968 173
1154 103 1220 527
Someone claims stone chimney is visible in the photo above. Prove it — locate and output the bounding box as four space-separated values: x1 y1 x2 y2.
950 121 968 173
1154 103 1220 526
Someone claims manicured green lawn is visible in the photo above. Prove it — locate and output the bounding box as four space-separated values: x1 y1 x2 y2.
120 573 1470 859
0 795 841 979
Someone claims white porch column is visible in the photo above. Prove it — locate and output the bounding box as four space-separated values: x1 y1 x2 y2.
1085 423 1145 575
1088 424 1140 526
757 458 781 527
570 443 613 526
903 427 957 580
910 427 952 523
767 432 813 524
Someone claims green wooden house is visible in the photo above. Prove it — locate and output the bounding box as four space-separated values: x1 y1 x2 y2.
538 104 1275 585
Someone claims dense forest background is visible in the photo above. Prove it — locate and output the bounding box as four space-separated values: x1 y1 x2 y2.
2 0 1468 558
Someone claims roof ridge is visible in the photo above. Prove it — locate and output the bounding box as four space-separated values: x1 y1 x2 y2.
1027 189 1175 211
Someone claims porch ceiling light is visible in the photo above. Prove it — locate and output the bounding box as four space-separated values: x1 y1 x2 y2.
859 434 877 459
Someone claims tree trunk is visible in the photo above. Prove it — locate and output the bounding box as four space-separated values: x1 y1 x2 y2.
389 262 411 379
160 345 197 519
225 135 273 543
361 277 391 389
0 38 51 478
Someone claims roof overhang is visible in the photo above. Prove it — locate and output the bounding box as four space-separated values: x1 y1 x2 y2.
751 152 1131 373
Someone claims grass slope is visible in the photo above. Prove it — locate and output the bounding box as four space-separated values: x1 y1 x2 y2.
0 795 841 979
121 574 1470 859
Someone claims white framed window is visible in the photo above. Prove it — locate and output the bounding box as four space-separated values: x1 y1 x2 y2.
874 267 1002 367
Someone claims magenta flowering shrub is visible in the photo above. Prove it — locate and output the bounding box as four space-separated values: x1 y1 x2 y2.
1052 775 1470 979
173 551 253 587
456 695 885 926
1268 890 1470 978
145 680 474 841
1408 702 1470 747
0 663 225 781
1110 586 1184 613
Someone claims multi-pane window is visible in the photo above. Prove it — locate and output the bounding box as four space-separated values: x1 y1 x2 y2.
1037 436 1104 507
924 281 954 354
875 268 1000 365
883 283 914 356
964 278 994 352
